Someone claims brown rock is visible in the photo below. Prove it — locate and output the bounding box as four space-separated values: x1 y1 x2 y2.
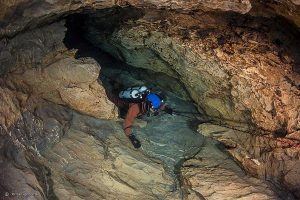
181 138 290 200
35 113 179 199
198 123 300 198
0 87 23 131
0 135 45 199
8 57 118 119
86 12 300 133
0 0 300 39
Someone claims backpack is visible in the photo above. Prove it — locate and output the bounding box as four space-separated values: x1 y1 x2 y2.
118 86 165 109
118 86 150 103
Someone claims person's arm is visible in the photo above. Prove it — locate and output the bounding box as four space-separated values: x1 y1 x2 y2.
124 104 142 148
123 104 140 136
160 104 173 115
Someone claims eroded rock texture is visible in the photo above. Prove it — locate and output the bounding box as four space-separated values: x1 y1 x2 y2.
180 139 293 200
7 56 117 119
79 9 300 197
83 9 300 135
0 134 45 199
35 112 180 200
0 0 300 38
198 123 300 198
0 0 300 199
0 102 72 199
0 19 120 198
1 20 117 122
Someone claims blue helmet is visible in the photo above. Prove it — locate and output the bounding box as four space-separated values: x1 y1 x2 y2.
146 93 162 109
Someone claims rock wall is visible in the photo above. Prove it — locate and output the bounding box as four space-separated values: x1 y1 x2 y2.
0 20 118 125
180 138 293 200
0 134 45 199
1 101 181 200
0 101 73 199
1 0 299 135
198 123 300 197
0 9 186 199
83 10 300 134
81 9 300 198
34 112 180 200
0 21 65 75
0 1 300 199
0 0 300 39
7 56 118 119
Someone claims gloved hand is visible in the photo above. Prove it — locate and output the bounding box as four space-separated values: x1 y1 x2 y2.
128 134 141 149
164 107 173 115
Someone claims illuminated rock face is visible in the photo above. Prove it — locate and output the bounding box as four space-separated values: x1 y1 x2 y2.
1 21 117 121
83 9 300 135
0 0 300 37
0 1 300 199
79 9 300 198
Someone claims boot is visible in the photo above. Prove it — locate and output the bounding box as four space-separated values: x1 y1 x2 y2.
128 134 141 149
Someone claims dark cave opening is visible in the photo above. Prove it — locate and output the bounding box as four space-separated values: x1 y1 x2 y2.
63 8 200 113
63 6 300 96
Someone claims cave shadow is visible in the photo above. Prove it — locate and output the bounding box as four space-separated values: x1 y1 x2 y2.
63 7 145 78
63 10 201 105
63 12 127 73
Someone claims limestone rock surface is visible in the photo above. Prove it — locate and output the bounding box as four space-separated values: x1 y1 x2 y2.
0 1 300 199
7 56 117 119
0 21 66 75
198 123 300 198
0 87 25 131
84 10 300 134
0 135 45 199
81 11 300 198
1 101 293 200
181 139 293 200
0 20 118 120
35 112 179 200
0 0 300 39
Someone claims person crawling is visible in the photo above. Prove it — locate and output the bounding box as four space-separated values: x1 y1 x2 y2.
106 82 173 149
